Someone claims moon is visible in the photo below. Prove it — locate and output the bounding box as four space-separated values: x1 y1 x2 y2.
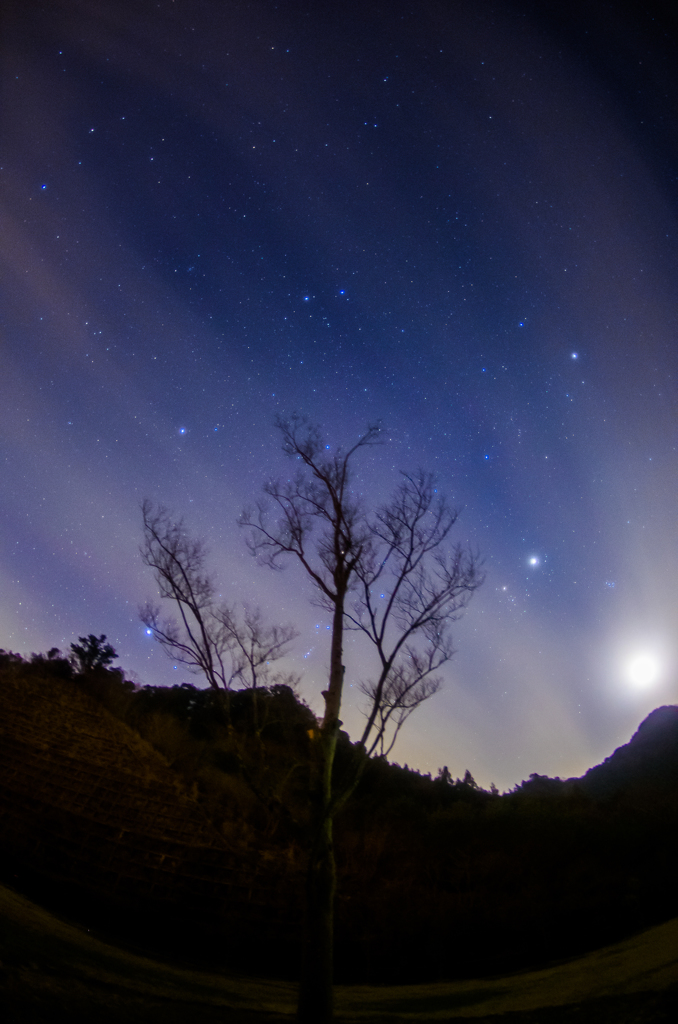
626 653 660 690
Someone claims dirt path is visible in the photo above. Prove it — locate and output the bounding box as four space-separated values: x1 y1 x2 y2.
1 883 676 1021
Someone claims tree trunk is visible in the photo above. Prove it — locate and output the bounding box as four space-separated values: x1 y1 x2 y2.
297 716 339 1021
296 803 336 1023
297 590 345 1023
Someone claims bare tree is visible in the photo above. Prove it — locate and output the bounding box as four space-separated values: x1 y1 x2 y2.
240 415 483 1024
139 499 297 705
215 602 301 736
216 603 299 692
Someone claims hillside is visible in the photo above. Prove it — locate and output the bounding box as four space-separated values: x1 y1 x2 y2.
1 652 677 983
0 657 304 974
578 706 678 797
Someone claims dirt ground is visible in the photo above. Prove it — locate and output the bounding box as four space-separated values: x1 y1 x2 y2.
1 883 677 1022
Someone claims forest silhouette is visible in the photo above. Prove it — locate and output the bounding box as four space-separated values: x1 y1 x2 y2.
1 647 677 993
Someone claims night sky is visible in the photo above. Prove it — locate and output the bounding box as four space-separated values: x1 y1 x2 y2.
2 0 677 790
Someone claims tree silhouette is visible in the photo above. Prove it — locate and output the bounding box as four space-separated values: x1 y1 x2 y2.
240 415 483 1023
139 499 297 705
69 634 117 674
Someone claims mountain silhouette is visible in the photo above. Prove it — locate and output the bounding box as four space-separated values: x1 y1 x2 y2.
578 705 678 798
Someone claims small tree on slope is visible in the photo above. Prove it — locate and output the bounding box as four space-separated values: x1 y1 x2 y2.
69 634 117 674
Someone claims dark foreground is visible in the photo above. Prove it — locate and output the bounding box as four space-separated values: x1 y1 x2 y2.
1 884 677 1023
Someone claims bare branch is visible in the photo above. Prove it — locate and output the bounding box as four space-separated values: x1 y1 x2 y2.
239 417 381 735
347 470 484 755
240 417 381 602
139 500 230 691
359 666 443 758
214 602 299 690
140 501 296 696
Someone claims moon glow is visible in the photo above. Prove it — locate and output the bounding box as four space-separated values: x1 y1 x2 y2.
626 653 660 691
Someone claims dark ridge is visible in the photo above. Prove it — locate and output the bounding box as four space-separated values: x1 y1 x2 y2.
512 704 678 800
578 705 678 798
2 651 678 984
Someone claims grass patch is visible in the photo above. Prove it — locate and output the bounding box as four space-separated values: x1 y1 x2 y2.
2 882 677 1021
